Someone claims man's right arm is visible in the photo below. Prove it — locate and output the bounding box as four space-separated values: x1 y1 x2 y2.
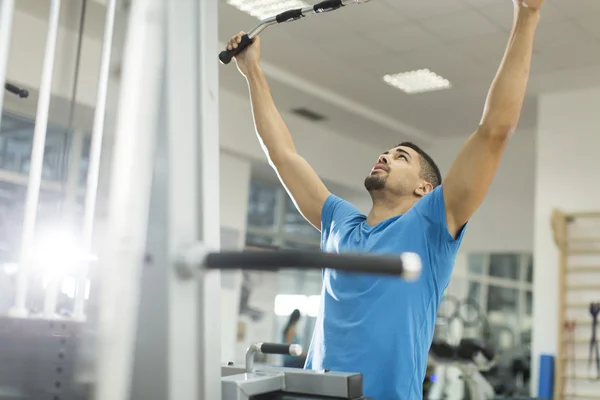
245 63 330 230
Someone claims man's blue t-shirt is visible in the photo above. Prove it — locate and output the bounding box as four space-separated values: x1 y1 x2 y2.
304 186 466 400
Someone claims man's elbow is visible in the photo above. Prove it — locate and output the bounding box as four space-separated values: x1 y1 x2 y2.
269 148 298 168
476 122 516 142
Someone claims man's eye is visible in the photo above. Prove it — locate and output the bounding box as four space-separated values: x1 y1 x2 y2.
399 155 407 161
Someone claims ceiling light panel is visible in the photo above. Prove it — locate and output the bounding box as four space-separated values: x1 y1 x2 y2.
227 0 311 20
383 69 451 94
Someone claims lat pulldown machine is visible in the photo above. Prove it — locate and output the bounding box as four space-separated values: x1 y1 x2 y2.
89 0 423 400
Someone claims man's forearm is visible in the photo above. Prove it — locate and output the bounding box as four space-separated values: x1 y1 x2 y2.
479 6 540 135
246 63 297 162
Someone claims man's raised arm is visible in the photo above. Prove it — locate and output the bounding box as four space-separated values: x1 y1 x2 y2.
227 33 330 230
442 0 543 237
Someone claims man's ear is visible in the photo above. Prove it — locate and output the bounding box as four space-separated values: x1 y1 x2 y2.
414 182 434 197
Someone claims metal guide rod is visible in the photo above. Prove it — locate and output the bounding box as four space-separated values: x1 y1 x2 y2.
94 0 164 398
74 0 117 320
0 0 16 132
11 0 62 316
197 0 222 392
166 0 204 398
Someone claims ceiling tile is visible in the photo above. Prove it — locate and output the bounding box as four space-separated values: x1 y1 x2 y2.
420 9 503 41
529 53 562 75
461 0 504 6
392 45 492 87
533 20 597 53
476 1 565 29
528 65 600 95
365 23 443 53
382 0 470 20
342 52 414 78
448 32 510 66
577 17 600 41
537 43 600 71
282 13 355 42
552 0 600 20
334 1 409 32
315 34 388 58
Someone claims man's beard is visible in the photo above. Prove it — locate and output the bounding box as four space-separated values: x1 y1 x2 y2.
364 174 386 192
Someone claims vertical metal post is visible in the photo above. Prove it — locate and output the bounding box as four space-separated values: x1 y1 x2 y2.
94 0 164 398
165 0 200 397
11 0 61 316
165 0 220 397
64 129 84 211
0 0 15 132
196 0 222 396
73 0 117 320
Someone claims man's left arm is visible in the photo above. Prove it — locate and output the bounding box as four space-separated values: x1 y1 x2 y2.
443 0 543 237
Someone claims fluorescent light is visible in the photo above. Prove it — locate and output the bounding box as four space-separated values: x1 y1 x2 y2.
227 0 311 20
383 69 451 94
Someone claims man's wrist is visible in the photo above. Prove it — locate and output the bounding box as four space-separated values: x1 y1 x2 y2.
515 4 541 22
245 61 263 80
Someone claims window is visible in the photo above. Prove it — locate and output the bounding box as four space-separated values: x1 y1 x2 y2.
446 252 534 351
489 254 520 280
0 112 91 315
247 180 279 232
0 113 79 182
274 294 320 318
245 178 320 250
467 253 485 275
487 286 519 312
282 196 320 242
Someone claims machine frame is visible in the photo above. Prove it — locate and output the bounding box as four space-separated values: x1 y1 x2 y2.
93 0 221 399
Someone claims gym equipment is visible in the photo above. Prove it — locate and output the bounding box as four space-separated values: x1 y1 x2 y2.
429 339 497 400
589 302 599 380
4 83 28 98
222 342 369 400
219 0 372 65
433 295 496 399
0 0 421 399
436 295 487 335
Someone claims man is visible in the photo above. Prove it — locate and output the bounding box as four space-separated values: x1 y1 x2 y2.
226 0 544 398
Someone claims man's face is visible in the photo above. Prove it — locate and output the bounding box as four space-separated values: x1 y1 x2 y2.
364 146 422 195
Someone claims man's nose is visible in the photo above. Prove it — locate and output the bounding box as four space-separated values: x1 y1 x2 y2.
378 155 390 164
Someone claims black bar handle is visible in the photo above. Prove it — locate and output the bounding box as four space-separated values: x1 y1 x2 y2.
260 342 302 356
204 250 421 280
219 34 253 65
313 0 344 12
4 83 29 98
275 8 304 23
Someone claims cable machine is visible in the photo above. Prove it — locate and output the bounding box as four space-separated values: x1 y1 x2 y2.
0 0 422 399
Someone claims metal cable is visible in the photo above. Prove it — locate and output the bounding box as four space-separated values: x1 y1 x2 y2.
58 0 88 209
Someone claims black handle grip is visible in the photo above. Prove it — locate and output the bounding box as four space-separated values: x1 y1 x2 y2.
260 343 300 355
4 83 28 98
219 34 253 65
313 0 344 12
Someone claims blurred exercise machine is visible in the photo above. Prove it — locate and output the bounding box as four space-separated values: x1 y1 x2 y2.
221 342 368 400
0 1 423 400
428 339 497 400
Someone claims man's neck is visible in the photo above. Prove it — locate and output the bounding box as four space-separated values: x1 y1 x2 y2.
366 193 419 226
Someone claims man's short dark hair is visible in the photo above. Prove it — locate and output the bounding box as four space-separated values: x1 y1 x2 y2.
397 142 442 188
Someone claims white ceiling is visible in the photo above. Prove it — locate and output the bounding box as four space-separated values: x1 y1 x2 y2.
218 0 600 146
